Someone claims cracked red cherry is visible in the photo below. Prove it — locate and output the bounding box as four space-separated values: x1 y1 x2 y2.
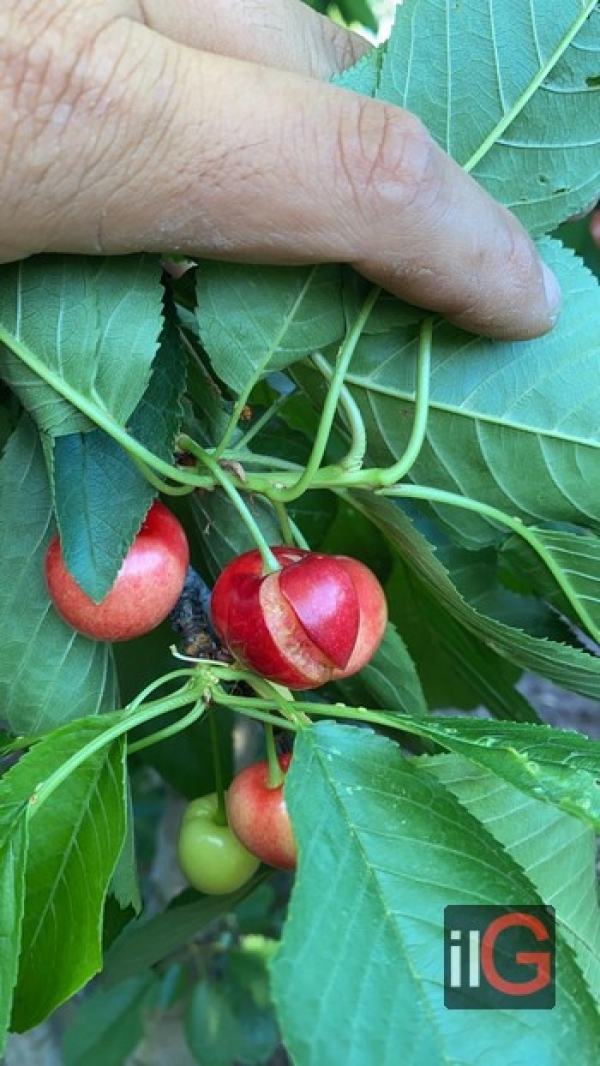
210 547 387 689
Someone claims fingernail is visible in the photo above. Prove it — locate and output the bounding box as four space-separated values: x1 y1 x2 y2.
541 262 562 324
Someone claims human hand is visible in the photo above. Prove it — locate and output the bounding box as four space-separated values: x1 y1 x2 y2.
0 0 561 338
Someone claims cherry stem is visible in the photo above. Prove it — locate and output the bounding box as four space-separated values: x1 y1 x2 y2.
180 436 281 573
270 285 381 503
264 723 285 789
208 705 228 826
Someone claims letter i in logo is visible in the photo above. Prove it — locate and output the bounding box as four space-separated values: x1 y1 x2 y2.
449 929 480 987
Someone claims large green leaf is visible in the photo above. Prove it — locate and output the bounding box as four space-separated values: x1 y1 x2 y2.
272 723 600 1065
0 805 28 1057
344 240 600 546
377 0 600 232
349 491 600 699
196 263 345 395
0 416 117 735
425 754 600 1000
0 255 164 435
3 718 128 1031
52 306 186 600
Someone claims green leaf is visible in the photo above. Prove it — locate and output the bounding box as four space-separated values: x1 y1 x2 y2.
4 719 128 1030
332 45 382 94
348 484 600 701
0 804 28 1057
345 240 600 546
52 307 186 600
272 723 600 1065
379 0 600 232
329 622 429 717
102 876 269 989
191 488 282 580
425 754 600 1000
61 974 158 1066
0 415 117 735
501 527 600 635
385 555 541 721
196 263 345 395
224 936 280 1066
384 712 600 832
0 255 164 435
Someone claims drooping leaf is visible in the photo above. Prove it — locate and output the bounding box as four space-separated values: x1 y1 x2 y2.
377 0 600 233
61 973 158 1066
5 718 128 1031
425 754 600 1000
344 241 600 547
0 415 117 735
0 255 164 435
348 490 600 699
52 306 187 600
102 876 269 989
272 723 600 1065
196 263 345 395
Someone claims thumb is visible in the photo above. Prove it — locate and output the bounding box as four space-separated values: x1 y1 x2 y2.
6 20 560 340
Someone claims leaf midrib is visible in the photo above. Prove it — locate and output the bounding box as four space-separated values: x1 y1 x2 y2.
345 371 600 450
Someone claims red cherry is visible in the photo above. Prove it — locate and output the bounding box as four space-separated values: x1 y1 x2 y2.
45 500 189 641
226 753 296 871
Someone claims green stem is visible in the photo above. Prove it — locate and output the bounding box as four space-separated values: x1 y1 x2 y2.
29 685 200 813
209 705 228 826
382 483 600 645
213 693 298 732
264 724 285 789
124 668 200 713
131 456 197 497
245 675 312 728
226 390 295 454
272 286 381 502
0 326 210 491
180 436 281 572
376 315 433 486
213 392 260 460
272 500 296 547
127 698 206 754
287 517 310 551
234 315 431 497
311 353 367 472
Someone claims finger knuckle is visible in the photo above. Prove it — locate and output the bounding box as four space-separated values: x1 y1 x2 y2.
336 98 443 222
